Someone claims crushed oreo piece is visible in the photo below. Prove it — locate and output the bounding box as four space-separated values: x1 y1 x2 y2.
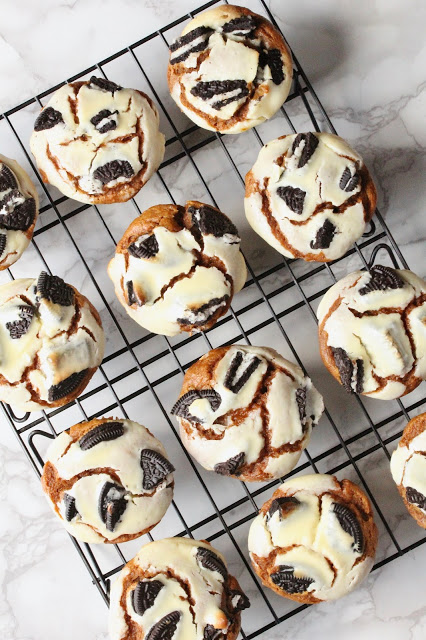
271 565 314 594
90 109 118 134
89 76 122 94
196 547 228 579
128 234 159 259
214 452 245 476
93 159 134 185
79 421 124 451
170 26 214 65
221 15 257 37
259 48 284 85
6 305 34 339
63 493 78 521
37 272 74 306
98 481 127 532
333 503 364 553
189 204 238 238
277 186 306 214
266 496 300 522
203 625 224 640
140 449 175 491
146 611 181 640
291 133 319 168
295 387 307 428
0 197 37 231
405 487 426 511
339 167 360 192
171 389 221 423
126 280 136 306
223 350 261 394
131 580 164 616
227 589 250 612
190 80 249 111
0 234 6 258
331 347 363 394
178 295 229 327
358 265 405 295
48 369 89 402
0 164 18 192
310 219 336 250
34 106 64 131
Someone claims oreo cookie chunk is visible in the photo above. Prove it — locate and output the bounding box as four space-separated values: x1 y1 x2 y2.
0 154 39 269
317 267 426 399
249 474 378 603
167 5 293 134
391 412 426 529
30 78 165 204
109 538 249 640
108 201 246 336
245 132 377 262
172 345 324 482
0 274 104 412
41 418 174 544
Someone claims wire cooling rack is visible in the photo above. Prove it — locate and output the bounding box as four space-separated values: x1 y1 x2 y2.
1 1 425 638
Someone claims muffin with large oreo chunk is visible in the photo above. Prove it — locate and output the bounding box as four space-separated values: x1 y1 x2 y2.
167 5 293 133
108 201 246 336
0 272 104 411
30 76 164 204
109 537 249 640
41 417 174 543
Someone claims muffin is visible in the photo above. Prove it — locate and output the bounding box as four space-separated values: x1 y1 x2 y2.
108 202 246 336
0 272 104 411
167 5 293 133
41 417 174 543
248 474 378 602
109 537 249 640
30 76 164 204
390 412 426 528
317 266 426 399
245 132 377 261
171 345 324 481
0 154 39 269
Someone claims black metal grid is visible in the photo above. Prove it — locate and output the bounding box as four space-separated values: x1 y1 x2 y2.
0 1 425 637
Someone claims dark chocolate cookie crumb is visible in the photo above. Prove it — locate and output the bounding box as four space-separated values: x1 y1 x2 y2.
339 167 360 192
171 389 222 423
0 164 18 192
140 449 175 491
0 197 37 231
277 185 306 215
170 26 214 65
260 48 285 85
291 133 319 168
203 625 225 640
90 109 118 134
128 234 159 259
190 80 249 111
5 305 34 339
221 15 257 37
37 272 74 306
79 421 125 450
406 486 426 511
93 159 134 185
178 294 229 327
64 493 78 521
271 565 314 594
189 204 238 238
310 219 336 250
89 76 122 94
0 233 6 258
146 611 181 640
333 502 364 553
227 588 250 612
295 387 307 429
223 351 261 394
331 347 363 394
48 369 89 402
266 496 300 522
98 481 127 532
34 106 64 132
358 265 405 296
214 452 245 476
196 547 228 579
131 580 164 616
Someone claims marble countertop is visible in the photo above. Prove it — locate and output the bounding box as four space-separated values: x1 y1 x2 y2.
0 1 425 639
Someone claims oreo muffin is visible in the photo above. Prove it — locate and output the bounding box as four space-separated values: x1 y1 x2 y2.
245 132 377 261
172 345 324 481
0 154 39 269
108 202 246 336
317 266 426 399
167 5 293 133
0 272 104 411
30 76 164 204
41 418 174 543
248 474 378 603
109 537 249 640
390 412 426 528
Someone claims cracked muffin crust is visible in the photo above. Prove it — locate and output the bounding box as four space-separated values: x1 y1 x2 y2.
248 474 378 603
317 266 426 399
109 537 249 640
390 412 426 528
245 132 377 261
0 154 39 269
41 417 174 543
0 272 104 411
167 5 293 134
108 202 246 336
30 76 165 204
172 345 324 482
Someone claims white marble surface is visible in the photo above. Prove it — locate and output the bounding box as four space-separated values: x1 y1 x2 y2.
0 0 425 639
